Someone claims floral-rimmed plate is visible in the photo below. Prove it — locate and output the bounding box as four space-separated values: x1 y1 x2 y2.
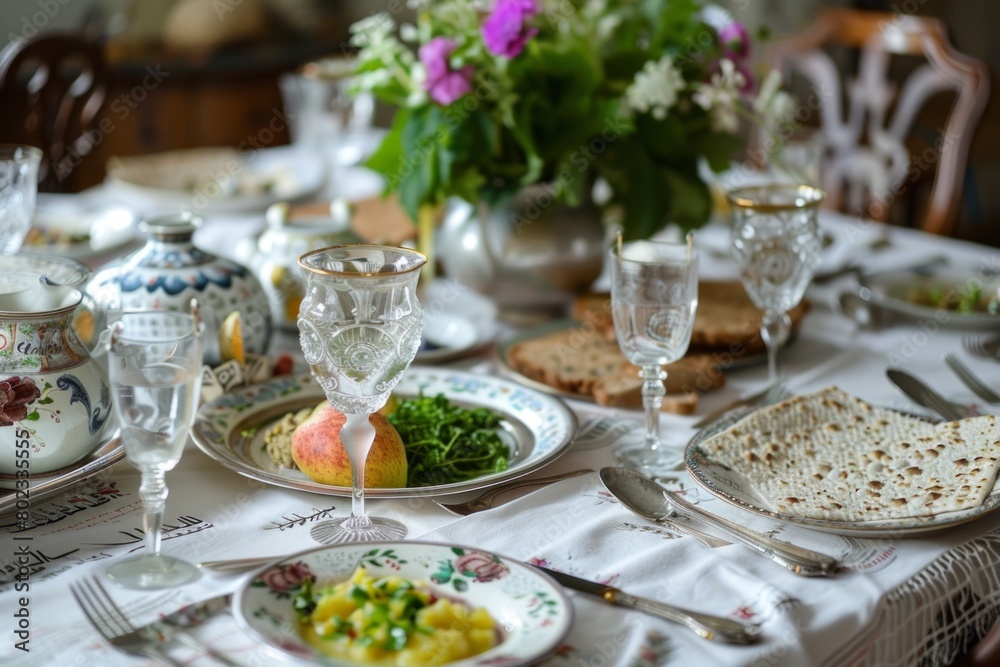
191 367 577 498
858 267 1000 331
234 541 573 667
685 402 1000 537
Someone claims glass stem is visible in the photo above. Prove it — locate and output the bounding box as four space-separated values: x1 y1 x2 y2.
342 412 375 529
640 364 667 451
761 310 792 385
139 468 167 559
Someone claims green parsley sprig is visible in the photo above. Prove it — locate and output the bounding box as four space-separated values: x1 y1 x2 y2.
388 394 510 487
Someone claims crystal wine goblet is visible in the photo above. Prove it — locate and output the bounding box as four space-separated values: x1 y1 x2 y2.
610 236 699 475
105 306 205 589
728 185 825 385
297 245 425 544
0 145 42 256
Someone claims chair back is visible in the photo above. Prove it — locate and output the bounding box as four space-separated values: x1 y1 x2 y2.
766 9 990 236
0 33 107 192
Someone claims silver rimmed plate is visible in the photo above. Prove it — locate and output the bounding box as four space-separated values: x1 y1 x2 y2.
234 541 572 667
191 367 577 498
684 403 1000 537
0 432 123 514
858 267 1000 331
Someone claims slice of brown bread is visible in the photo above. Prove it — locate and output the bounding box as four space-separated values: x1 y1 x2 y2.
572 281 810 353
506 327 724 413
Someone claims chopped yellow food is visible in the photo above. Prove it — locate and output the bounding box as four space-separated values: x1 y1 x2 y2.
296 567 499 667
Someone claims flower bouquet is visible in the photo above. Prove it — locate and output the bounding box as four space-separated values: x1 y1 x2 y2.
350 0 792 242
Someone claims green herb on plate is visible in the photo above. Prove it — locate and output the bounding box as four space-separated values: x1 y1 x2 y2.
388 394 509 487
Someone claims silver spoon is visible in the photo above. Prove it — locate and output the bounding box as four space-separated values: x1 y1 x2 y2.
600 467 841 577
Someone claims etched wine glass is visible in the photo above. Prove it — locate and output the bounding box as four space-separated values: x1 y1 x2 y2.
728 185 825 385
297 245 425 544
105 306 205 589
610 236 699 475
0 145 42 256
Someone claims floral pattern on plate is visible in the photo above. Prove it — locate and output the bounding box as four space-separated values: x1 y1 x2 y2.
235 541 573 667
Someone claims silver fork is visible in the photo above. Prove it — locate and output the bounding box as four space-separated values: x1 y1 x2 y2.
434 469 594 516
963 334 1000 361
944 353 1000 404
70 576 240 667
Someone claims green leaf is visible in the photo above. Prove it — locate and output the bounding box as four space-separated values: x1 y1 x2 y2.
598 138 669 241
665 168 712 230
453 578 469 592
24 411 39 422
365 109 408 182
38 397 54 405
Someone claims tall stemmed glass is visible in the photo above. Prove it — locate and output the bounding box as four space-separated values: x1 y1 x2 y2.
0 145 42 256
728 185 825 385
610 236 699 475
297 245 425 544
105 307 205 589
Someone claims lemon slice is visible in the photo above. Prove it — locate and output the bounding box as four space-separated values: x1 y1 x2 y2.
219 310 245 364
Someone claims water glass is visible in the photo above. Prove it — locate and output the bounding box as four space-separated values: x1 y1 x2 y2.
610 237 699 475
105 308 204 589
0 145 42 256
297 245 425 544
728 185 825 385
280 57 376 169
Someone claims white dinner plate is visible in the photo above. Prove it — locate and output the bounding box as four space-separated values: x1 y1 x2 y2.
191 367 577 497
104 145 325 214
28 193 139 260
416 312 485 363
692 210 883 276
685 402 1000 537
858 267 1000 330
234 541 572 667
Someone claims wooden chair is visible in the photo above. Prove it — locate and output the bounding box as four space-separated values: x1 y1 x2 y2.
765 8 990 236
0 33 107 192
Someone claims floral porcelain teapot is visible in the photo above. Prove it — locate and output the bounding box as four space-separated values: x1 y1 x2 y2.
0 279 113 475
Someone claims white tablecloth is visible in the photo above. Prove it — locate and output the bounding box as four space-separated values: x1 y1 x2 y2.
3 200 1000 667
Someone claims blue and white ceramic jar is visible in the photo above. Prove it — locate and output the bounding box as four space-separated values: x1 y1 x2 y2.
85 212 272 365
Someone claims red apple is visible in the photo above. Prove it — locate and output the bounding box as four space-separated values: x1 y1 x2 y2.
291 405 407 488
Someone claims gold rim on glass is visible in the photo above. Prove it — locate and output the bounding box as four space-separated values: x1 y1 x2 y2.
726 184 826 212
297 244 428 277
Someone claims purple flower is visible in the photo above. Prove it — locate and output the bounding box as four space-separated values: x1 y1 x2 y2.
482 0 539 58
718 22 750 59
420 37 474 106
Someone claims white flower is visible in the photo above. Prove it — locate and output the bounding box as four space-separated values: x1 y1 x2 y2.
700 4 734 32
693 59 746 132
753 70 782 115
350 12 395 48
754 71 796 127
624 55 685 120
399 23 419 43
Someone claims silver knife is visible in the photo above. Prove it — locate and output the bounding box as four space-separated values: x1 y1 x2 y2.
532 565 760 645
886 368 972 421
